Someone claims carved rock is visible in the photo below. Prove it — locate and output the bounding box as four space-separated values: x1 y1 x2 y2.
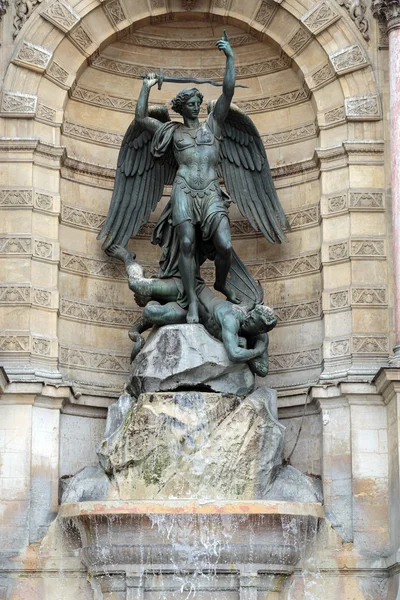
98 387 286 500
130 324 255 396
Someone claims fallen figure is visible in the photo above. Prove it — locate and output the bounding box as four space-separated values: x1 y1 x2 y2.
108 244 277 377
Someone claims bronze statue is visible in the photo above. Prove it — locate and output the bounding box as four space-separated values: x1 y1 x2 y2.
98 32 289 375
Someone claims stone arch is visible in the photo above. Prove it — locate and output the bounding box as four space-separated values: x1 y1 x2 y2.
0 0 388 389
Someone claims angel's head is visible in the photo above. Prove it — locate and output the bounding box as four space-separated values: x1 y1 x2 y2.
171 88 204 119
242 304 277 336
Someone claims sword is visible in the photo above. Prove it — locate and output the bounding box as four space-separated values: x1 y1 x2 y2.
141 68 249 89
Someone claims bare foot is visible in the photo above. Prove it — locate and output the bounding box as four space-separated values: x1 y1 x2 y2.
214 281 241 304
106 244 136 263
186 301 199 324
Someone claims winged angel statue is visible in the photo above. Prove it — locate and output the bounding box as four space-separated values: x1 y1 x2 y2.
99 32 289 375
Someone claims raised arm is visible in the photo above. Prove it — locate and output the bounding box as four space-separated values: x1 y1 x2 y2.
135 72 163 134
213 31 235 127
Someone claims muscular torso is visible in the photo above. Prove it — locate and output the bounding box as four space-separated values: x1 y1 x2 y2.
173 120 220 190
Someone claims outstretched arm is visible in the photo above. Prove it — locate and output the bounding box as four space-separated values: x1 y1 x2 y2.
213 31 235 127
221 314 264 363
136 72 163 134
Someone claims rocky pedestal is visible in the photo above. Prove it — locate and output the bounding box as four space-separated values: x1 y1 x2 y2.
129 324 255 396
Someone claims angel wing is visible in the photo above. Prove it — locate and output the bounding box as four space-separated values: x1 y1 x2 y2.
208 101 289 244
98 106 178 250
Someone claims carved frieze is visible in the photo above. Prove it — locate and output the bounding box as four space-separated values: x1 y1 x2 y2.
254 0 278 26
274 299 322 324
1 91 37 115
214 0 229 7
33 288 52 307
308 62 336 90
36 103 57 123
71 85 137 112
121 32 256 48
61 203 106 231
269 347 322 372
13 0 41 38
0 236 32 254
70 85 308 116
91 53 291 79
42 0 80 32
103 0 126 25
227 87 309 113
32 337 51 356
62 120 124 146
330 44 368 74
0 334 30 352
69 24 93 53
327 193 347 213
60 297 141 327
322 105 346 126
351 288 387 305
337 0 369 40
301 0 340 34
34 192 54 211
264 253 321 280
33 239 53 260
150 0 165 8
328 241 348 261
261 121 318 148
59 344 130 373
286 26 312 55
330 338 350 356
46 61 69 86
329 290 350 309
0 285 31 304
60 250 126 280
349 191 384 209
344 95 382 120
352 336 388 354
0 189 33 206
286 205 320 229
350 239 385 257
13 41 52 72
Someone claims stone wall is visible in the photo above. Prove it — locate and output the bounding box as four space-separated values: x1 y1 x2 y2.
0 0 399 597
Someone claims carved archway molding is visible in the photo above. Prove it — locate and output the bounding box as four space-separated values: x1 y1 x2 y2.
1 0 380 126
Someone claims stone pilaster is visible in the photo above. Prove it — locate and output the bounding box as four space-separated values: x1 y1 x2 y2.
373 0 400 361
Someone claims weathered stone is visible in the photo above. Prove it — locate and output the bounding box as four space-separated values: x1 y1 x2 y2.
130 324 255 396
265 465 323 503
61 465 115 503
98 386 286 500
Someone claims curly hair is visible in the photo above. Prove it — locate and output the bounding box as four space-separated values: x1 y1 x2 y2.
171 88 204 115
247 304 277 332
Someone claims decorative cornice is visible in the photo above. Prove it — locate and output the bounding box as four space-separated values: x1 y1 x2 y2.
59 344 130 374
60 297 141 327
89 52 291 80
301 0 340 34
372 0 400 32
269 346 322 373
69 84 310 115
120 31 257 48
60 201 320 237
336 0 369 40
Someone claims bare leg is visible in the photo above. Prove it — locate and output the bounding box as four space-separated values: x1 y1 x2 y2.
213 218 240 304
176 221 199 323
144 301 187 326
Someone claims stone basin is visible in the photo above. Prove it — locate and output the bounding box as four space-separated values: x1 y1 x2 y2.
59 500 324 576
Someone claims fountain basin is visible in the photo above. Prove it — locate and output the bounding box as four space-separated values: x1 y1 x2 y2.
59 500 324 577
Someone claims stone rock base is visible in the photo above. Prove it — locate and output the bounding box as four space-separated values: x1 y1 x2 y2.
130 324 255 396
98 386 285 500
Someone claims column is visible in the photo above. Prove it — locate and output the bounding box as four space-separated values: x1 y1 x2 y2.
373 0 400 360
